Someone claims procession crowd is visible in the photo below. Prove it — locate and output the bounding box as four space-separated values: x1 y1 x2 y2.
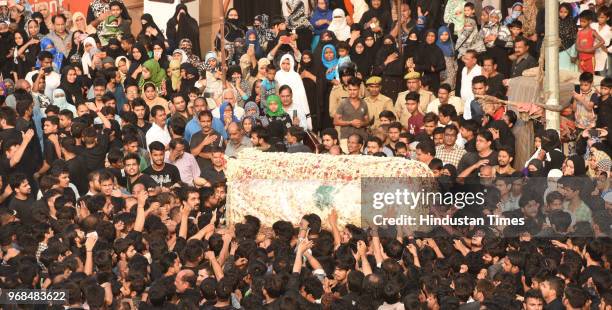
0 0 610 309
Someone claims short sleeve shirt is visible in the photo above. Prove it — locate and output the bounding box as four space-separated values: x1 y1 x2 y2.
336 98 369 139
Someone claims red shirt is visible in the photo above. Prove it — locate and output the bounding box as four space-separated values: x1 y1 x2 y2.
408 112 424 135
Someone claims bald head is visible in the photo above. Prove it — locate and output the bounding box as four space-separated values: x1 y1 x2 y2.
16 79 31 91
175 269 196 293
227 122 243 143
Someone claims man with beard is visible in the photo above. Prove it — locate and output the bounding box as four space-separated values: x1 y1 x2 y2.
170 94 190 122
190 111 224 171
144 141 181 189
123 152 157 194
166 138 201 187
395 72 435 126
493 146 516 176
7 173 35 222
184 97 207 143
320 128 339 154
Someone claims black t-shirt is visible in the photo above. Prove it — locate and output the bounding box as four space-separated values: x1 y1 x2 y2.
200 167 226 185
126 174 158 193
595 96 612 129
14 120 43 175
190 130 224 171
43 137 59 165
81 129 110 174
8 195 35 223
143 164 181 188
62 157 90 196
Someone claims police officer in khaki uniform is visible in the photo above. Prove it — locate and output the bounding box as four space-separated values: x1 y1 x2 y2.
394 72 435 129
364 76 395 130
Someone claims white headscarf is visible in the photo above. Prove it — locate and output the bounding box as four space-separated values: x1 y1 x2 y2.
81 37 97 78
328 9 351 41
172 49 188 64
351 0 369 24
274 53 312 130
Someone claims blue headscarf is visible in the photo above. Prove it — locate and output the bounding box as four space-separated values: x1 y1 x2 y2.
309 0 332 34
321 44 339 81
39 37 64 72
436 26 454 57
245 29 264 59
212 101 241 139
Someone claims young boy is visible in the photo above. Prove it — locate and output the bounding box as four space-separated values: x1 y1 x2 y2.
405 92 423 135
577 11 604 73
595 77 612 129
591 8 611 76
260 64 277 102
572 72 597 131
463 2 475 22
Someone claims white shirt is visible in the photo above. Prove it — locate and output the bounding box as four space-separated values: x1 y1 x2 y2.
460 64 482 120
145 123 171 148
25 70 61 103
282 103 311 131
212 104 245 120
591 22 612 72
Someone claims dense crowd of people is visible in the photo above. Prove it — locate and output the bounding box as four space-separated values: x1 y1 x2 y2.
0 0 610 309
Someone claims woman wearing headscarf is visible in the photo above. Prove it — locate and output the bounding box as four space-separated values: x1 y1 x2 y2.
128 43 149 78
263 95 292 129
203 51 223 98
328 9 351 42
167 58 182 95
275 53 312 130
212 102 241 140
30 12 49 36
360 0 392 33
321 44 339 81
115 56 130 86
455 18 486 58
151 42 169 70
51 89 76 115
436 26 457 90
298 50 322 131
178 39 203 73
310 0 333 51
352 0 369 24
414 29 446 93
219 8 247 47
563 155 587 177
285 0 314 52
81 37 98 79
59 65 86 105
480 9 513 78
166 4 201 58
374 35 404 102
244 101 268 127
245 30 265 60
71 12 96 34
558 3 578 72
588 150 611 177
444 0 466 35
350 38 374 80
137 14 166 49
138 59 167 96
13 29 37 79
39 37 64 72
179 63 200 96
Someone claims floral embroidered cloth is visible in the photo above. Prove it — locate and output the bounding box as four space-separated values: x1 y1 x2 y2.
225 149 434 227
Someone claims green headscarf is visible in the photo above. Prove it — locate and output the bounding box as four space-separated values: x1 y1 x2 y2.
264 95 285 117
138 59 166 90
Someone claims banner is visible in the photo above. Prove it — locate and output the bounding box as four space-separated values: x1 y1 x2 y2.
225 149 434 227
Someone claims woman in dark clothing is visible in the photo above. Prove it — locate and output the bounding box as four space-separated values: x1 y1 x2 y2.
374 35 404 102
151 42 169 70
67 31 84 62
126 43 150 86
359 0 393 34
179 63 200 96
166 4 201 58
30 12 49 36
59 65 86 106
350 38 374 80
222 8 248 44
414 29 446 93
299 50 322 132
137 14 166 49
13 29 37 79
233 0 281 26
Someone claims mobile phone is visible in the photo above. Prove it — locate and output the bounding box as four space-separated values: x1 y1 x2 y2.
589 129 599 138
44 67 53 74
574 85 580 93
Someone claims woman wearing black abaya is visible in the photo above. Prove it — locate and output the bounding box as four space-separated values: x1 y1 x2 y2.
59 65 86 106
350 38 374 80
126 43 150 86
298 51 322 132
312 30 338 75
13 29 36 79
137 14 165 49
414 29 446 93
360 0 392 34
166 4 201 59
374 35 404 102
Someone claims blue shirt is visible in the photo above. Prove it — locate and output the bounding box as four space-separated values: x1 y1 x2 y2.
184 117 201 144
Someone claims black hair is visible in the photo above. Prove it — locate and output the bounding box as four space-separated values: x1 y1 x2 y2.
148 141 165 153
405 92 420 102
321 128 338 140
122 152 141 165
39 51 53 61
416 139 436 157
579 72 594 83
472 75 488 86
